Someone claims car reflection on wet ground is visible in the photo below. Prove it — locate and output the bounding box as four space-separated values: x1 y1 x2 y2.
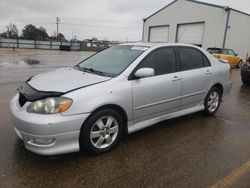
1 48 250 188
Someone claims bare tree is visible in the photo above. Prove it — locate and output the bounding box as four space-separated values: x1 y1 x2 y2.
0 22 18 39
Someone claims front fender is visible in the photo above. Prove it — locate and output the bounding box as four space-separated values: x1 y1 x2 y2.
236 56 241 63
61 78 133 122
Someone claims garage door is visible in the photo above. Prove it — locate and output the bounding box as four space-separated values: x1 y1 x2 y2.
149 26 169 43
176 23 205 46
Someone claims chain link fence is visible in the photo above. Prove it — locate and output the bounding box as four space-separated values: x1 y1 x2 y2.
0 38 120 51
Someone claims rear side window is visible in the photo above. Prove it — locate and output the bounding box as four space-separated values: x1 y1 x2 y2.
136 47 176 76
178 47 204 71
203 55 211 67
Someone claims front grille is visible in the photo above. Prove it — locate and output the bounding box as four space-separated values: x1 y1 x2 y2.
19 93 27 107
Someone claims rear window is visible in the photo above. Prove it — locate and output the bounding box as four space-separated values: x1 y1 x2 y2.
207 48 220 54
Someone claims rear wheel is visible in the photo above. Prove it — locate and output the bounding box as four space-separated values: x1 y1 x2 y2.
79 109 124 155
204 87 222 115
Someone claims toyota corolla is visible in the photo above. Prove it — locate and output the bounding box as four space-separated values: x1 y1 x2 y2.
10 43 232 155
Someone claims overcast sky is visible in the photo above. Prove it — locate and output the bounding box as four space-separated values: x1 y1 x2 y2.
0 0 250 41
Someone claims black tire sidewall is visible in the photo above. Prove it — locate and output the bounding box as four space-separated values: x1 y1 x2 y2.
242 79 250 85
79 109 124 155
204 87 221 115
237 60 242 68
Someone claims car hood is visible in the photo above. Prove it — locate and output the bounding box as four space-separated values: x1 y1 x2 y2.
28 68 111 93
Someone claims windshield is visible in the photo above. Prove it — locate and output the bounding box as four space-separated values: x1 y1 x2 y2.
77 45 147 77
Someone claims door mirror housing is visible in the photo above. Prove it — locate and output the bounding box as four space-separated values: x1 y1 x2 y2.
134 68 155 79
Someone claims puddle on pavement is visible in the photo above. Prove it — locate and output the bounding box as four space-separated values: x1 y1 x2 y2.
0 58 40 68
24 59 40 65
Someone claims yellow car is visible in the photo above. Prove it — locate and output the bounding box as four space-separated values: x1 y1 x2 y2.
207 48 242 68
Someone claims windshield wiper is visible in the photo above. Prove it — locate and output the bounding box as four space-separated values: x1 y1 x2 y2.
79 67 106 76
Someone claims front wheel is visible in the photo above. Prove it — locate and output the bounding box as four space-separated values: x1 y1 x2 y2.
204 87 222 115
79 109 124 155
242 79 250 85
236 60 242 68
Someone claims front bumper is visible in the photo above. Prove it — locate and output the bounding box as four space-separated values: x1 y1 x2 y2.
10 94 90 155
241 67 250 81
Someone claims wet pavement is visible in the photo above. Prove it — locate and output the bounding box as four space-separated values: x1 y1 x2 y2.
1 48 250 188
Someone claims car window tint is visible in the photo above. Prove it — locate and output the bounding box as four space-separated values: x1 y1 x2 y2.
137 48 176 76
227 50 235 56
178 47 204 71
203 55 211 67
221 49 228 55
207 49 220 54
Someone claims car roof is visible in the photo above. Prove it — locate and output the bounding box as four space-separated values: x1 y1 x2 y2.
119 42 202 49
207 48 221 49
207 47 233 50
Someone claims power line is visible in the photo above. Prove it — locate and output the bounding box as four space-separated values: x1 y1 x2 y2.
2 16 142 41
61 17 141 24
13 16 141 24
62 22 141 30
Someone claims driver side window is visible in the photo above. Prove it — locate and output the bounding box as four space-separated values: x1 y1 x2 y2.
135 47 176 76
227 50 235 56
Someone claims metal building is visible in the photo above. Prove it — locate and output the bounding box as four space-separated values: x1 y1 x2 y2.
142 0 250 58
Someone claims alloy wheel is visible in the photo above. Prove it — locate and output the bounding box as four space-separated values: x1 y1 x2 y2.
90 116 119 149
207 91 220 112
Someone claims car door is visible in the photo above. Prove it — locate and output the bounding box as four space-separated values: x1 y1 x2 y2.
131 47 182 123
220 49 234 66
227 49 238 66
176 47 213 109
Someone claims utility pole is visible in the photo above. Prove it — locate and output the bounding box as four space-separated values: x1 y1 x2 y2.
7 26 10 48
56 17 60 39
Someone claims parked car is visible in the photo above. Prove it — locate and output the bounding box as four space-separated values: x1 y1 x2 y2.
207 47 242 68
10 43 232 155
241 57 250 85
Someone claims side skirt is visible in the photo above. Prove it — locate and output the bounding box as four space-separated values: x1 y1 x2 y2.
127 104 205 134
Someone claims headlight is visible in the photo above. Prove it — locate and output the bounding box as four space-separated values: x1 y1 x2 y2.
27 97 73 114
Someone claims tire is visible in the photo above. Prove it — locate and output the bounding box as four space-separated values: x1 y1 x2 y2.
242 79 250 85
79 109 124 155
204 87 222 115
236 60 242 68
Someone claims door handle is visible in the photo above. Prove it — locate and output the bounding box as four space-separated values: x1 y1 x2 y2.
205 70 212 75
172 76 181 81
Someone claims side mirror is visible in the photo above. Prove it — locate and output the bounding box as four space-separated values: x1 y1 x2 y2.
235 54 238 57
134 68 154 79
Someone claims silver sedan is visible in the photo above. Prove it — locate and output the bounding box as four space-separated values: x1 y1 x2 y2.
10 43 232 155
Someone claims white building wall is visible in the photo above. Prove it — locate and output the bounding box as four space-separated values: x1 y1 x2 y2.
143 0 227 49
226 10 250 59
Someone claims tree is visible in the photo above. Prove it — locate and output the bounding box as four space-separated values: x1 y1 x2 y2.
22 24 37 40
22 24 49 40
49 32 66 41
0 22 18 39
57 33 65 41
36 27 49 40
